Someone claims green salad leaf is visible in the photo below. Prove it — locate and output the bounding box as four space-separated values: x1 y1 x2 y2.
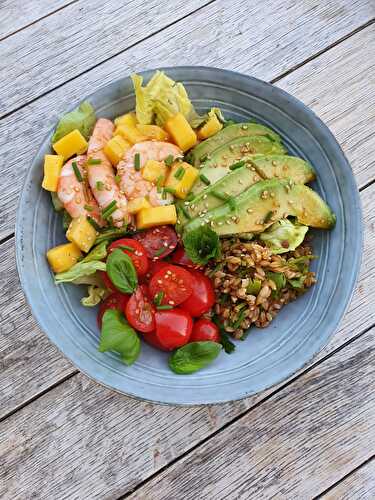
182 226 221 265
51 101 96 144
81 284 109 307
54 261 106 284
94 226 128 246
81 241 108 263
260 218 309 254
106 249 137 294
98 309 141 365
169 341 222 374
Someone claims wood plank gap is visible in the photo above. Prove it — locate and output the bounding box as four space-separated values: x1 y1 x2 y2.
359 178 375 192
0 232 15 247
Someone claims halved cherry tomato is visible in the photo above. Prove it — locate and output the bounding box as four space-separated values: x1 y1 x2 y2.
97 292 129 329
108 238 149 277
180 270 215 317
155 308 193 349
191 319 220 343
125 285 155 333
149 264 193 306
100 271 115 292
133 225 177 259
171 246 201 269
142 330 171 352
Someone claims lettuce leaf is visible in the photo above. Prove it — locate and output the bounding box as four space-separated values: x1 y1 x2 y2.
260 219 309 254
81 241 108 263
54 261 106 284
81 284 109 307
52 101 96 144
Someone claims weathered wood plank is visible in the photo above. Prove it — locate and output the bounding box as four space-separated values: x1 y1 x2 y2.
0 10 374 240
320 458 375 500
0 0 74 40
129 328 375 500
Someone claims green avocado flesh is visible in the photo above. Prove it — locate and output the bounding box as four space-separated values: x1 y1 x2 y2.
188 122 282 167
191 136 287 196
183 178 336 236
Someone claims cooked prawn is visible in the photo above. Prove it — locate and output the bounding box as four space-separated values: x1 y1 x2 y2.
117 141 183 206
87 118 129 227
57 155 102 224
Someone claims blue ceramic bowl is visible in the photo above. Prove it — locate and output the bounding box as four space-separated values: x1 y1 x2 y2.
16 67 362 405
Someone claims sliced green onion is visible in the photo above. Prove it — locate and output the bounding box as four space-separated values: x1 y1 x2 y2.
174 166 185 180
84 204 94 212
114 174 121 184
154 247 166 257
211 190 229 201
154 291 164 306
156 175 164 193
165 155 174 167
229 160 245 170
96 181 104 191
72 161 83 182
87 158 102 165
87 217 100 231
102 200 117 220
118 244 135 253
179 205 191 220
134 153 141 171
163 187 176 195
186 192 195 201
199 174 211 185
162 189 167 200
156 304 173 310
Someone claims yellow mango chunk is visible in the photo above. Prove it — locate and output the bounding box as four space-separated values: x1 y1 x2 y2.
52 129 88 160
115 124 147 144
46 242 82 273
103 135 131 165
137 205 177 229
142 160 167 183
197 114 223 139
164 113 197 152
66 216 97 253
128 197 152 214
136 124 170 142
165 162 199 199
114 112 137 127
42 154 64 192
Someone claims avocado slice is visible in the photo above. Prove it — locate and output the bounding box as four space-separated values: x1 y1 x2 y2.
183 179 336 236
248 155 315 184
191 136 287 196
188 122 282 167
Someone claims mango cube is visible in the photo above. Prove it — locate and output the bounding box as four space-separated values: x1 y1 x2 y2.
104 135 131 165
66 216 97 253
165 162 199 199
164 113 197 152
137 205 177 229
136 124 170 142
197 114 223 139
114 112 137 127
46 242 82 273
52 129 88 160
42 155 64 192
142 160 167 183
128 197 152 214
115 124 147 144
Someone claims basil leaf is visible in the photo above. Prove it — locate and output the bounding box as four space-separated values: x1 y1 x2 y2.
106 248 137 294
98 309 140 365
182 226 221 265
169 341 222 374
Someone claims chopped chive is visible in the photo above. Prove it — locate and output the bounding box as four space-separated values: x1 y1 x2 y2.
211 190 229 201
154 291 164 306
96 181 104 191
199 174 211 185
179 204 191 220
229 160 245 170
102 200 117 220
87 158 102 165
162 189 167 200
186 192 195 201
174 166 185 180
165 155 174 167
156 304 173 310
114 174 121 184
118 244 135 253
72 161 83 182
164 187 176 195
156 175 164 193
84 204 94 212
134 153 141 171
87 217 100 231
154 247 166 257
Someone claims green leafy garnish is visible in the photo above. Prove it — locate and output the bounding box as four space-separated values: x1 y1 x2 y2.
288 276 307 289
199 174 211 186
118 244 135 253
106 249 137 294
246 279 262 295
229 160 245 170
156 304 173 310
165 154 174 167
265 271 286 296
260 219 309 254
114 174 121 184
96 181 104 191
102 200 117 220
182 226 221 265
153 291 164 306
94 227 129 245
98 309 141 366
87 158 101 165
212 315 236 353
72 161 83 182
81 284 109 307
174 166 185 179
134 152 141 171
168 341 222 374
52 101 96 144
87 217 101 231
55 261 106 284
81 241 108 263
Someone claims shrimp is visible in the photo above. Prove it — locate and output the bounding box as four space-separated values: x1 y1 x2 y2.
87 118 129 227
117 141 183 206
57 155 102 224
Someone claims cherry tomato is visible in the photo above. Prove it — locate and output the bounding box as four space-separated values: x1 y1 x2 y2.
155 308 193 349
125 285 155 333
97 292 129 329
180 270 215 317
191 319 220 343
108 238 149 277
171 246 201 269
133 225 178 259
142 330 171 352
100 271 115 292
149 264 193 306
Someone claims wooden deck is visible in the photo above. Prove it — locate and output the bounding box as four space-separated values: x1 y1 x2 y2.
0 1 374 498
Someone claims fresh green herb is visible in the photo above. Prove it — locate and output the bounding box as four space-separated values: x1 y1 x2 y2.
153 291 164 306
156 175 164 192
102 200 117 220
98 309 141 366
263 210 274 224
72 161 83 182
55 260 106 284
62 210 72 230
94 227 128 245
174 166 185 180
118 244 135 253
87 217 101 231
182 226 221 265
265 271 286 292
168 341 222 374
134 152 141 171
165 154 174 167
179 204 191 220
114 174 121 184
87 158 102 165
199 174 211 186
84 204 94 212
231 310 247 330
288 276 307 289
287 255 317 273
186 192 195 201
162 189 167 200
81 241 108 263
212 315 236 354
51 101 96 144
211 190 229 201
51 192 63 212
106 249 137 294
157 304 173 310
229 160 245 170
163 187 176 195
246 278 262 295
96 181 104 191
154 247 166 257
